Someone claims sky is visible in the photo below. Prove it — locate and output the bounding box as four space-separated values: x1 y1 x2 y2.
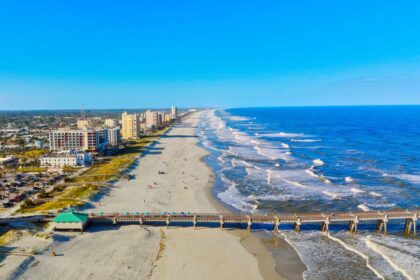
0 0 420 109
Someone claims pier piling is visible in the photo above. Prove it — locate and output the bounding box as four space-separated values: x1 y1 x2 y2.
246 216 252 232
349 216 359 233
193 215 197 230
294 218 302 233
377 215 389 235
273 216 280 233
405 214 418 238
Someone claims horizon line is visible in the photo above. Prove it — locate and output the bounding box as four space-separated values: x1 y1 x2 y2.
0 104 419 112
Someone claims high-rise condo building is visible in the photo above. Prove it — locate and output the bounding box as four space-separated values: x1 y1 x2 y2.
121 112 140 139
145 110 160 128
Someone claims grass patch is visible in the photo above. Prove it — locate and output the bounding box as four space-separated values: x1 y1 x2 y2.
0 229 23 246
18 184 99 213
15 149 49 160
18 199 83 214
61 184 100 200
17 166 46 173
62 166 82 173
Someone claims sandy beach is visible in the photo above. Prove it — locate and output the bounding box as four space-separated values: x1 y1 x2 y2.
1 111 305 280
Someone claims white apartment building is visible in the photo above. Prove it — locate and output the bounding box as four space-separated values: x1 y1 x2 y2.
40 151 92 168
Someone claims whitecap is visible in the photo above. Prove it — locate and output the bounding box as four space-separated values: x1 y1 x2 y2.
283 179 306 188
394 174 420 184
313 159 325 166
322 191 341 199
246 194 294 202
365 202 396 209
369 192 382 197
217 155 226 163
305 167 331 184
281 143 290 149
291 139 321 143
350 187 365 194
257 132 305 138
229 116 251 121
358 204 370 211
266 169 273 185
345 176 354 183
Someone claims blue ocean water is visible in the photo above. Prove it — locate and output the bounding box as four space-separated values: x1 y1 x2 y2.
197 106 420 280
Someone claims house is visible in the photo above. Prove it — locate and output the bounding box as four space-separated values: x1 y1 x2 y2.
51 208 89 231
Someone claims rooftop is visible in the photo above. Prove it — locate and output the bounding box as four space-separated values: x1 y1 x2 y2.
52 208 89 223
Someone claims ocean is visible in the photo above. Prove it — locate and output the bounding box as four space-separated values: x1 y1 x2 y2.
197 106 420 280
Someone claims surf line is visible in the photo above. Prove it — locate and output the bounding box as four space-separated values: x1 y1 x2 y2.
365 237 415 280
325 233 385 280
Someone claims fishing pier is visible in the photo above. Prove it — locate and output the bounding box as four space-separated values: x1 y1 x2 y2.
1 209 418 236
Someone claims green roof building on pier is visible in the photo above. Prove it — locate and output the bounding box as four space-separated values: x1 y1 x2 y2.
52 208 89 231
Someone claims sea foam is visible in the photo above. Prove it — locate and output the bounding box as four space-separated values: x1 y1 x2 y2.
312 159 325 166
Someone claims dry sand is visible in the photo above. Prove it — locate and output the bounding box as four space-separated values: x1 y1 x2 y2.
1 111 305 280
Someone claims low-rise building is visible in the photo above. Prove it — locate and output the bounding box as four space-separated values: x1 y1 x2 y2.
40 151 92 168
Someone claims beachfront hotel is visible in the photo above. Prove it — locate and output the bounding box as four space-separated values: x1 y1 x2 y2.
48 129 108 152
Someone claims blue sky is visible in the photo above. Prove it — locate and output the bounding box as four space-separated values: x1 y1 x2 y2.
0 1 419 109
